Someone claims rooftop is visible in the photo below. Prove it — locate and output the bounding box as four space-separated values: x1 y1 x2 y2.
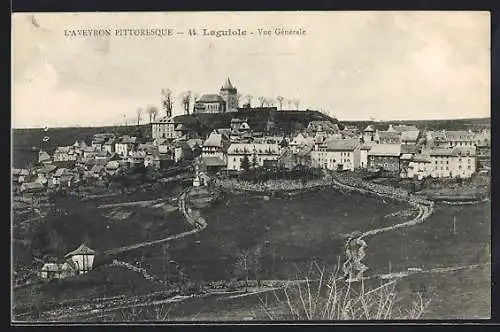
197 94 225 103
201 156 227 167
65 243 96 257
221 78 236 90
412 154 432 163
401 130 420 142
368 144 402 157
203 131 225 148
324 138 360 151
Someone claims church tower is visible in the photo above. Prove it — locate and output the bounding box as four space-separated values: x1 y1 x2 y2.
219 78 238 112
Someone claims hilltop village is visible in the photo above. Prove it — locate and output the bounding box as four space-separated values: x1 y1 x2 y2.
13 80 491 197
12 79 491 284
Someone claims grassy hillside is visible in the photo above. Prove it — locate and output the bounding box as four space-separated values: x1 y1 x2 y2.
174 109 342 137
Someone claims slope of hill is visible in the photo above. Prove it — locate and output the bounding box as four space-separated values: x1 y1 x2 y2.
174 108 342 137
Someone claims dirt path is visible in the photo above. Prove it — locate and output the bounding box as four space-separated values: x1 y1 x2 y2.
329 176 435 281
103 188 206 256
97 199 164 209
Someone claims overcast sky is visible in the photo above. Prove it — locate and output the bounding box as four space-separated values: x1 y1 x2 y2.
12 11 490 128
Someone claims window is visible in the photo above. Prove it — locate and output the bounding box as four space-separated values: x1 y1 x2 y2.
446 167 449 170
459 165 462 170
468 165 471 170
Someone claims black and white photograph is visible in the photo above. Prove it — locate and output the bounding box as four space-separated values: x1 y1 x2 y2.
11 11 491 322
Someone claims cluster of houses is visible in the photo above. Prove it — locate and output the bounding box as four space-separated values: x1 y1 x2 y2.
12 132 206 194
39 243 96 280
194 121 490 181
12 117 491 196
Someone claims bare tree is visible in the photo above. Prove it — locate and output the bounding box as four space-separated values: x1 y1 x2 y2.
234 249 252 292
237 93 243 107
180 91 192 115
276 96 285 110
161 89 173 118
252 246 263 289
136 108 143 126
245 95 253 107
258 96 266 107
147 106 158 123
293 99 300 110
151 107 158 122
287 99 293 109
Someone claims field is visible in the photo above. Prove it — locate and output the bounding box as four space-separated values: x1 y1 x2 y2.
12 183 490 321
127 189 410 283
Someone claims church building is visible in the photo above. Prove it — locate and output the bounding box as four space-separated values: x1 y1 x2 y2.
193 78 239 114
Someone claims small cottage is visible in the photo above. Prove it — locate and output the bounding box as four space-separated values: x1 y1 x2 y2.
64 243 96 275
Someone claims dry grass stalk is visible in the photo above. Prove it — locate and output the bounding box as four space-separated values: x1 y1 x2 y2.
259 261 432 320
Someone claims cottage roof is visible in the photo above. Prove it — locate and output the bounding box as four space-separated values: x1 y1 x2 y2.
38 164 57 174
360 142 376 150
400 153 413 160
198 94 225 103
324 139 360 151
118 136 137 144
363 125 375 132
412 154 432 163
377 131 401 142
201 156 227 167
21 182 45 190
296 145 313 157
203 131 224 148
61 259 78 271
39 150 51 162
401 144 419 154
54 168 68 177
401 130 420 142
41 263 60 272
64 243 96 257
368 144 401 157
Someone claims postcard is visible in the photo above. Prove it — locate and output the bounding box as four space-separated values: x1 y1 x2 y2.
11 11 491 323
